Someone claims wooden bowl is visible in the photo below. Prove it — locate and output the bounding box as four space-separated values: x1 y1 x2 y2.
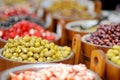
0 32 61 48
81 34 111 68
106 58 120 80
0 49 74 72
0 63 100 80
65 20 98 41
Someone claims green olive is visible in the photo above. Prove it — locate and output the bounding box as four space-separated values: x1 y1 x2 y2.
8 48 15 53
33 53 39 59
29 47 34 52
49 42 55 46
39 52 44 57
15 48 21 53
19 52 24 56
35 42 40 47
23 60 28 62
17 57 23 61
4 45 8 50
38 58 44 62
27 51 33 57
111 56 119 64
23 36 31 42
13 42 19 47
8 39 14 43
5 53 12 58
2 52 6 56
113 46 120 51
46 57 52 61
10 56 18 60
22 48 28 53
45 44 50 49
33 48 40 53
44 51 53 57
116 60 120 65
106 52 116 60
7 43 13 48
29 41 33 46
28 57 36 62
13 53 19 57
42 48 48 53
21 54 28 60
52 55 56 59
25 43 30 47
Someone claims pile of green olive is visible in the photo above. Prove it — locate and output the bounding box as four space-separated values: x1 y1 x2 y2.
106 46 120 66
2 36 71 62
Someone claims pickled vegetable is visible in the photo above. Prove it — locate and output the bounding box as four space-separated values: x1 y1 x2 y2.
107 45 120 66
2 36 71 62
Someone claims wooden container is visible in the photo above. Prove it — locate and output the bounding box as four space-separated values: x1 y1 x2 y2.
106 59 120 80
0 49 74 72
81 34 111 68
0 63 100 80
0 34 82 71
65 20 98 41
59 20 98 46
90 50 106 79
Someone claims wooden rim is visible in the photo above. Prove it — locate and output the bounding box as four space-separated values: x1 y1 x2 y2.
81 34 112 48
1 63 100 80
0 48 74 64
65 20 98 33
